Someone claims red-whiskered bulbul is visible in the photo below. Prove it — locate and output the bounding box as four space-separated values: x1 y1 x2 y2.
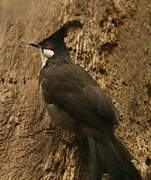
28 21 142 180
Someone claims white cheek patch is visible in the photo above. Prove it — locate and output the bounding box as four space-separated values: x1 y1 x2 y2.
43 49 54 58
40 49 55 68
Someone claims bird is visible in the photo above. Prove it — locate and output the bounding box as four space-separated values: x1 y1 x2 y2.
28 20 142 180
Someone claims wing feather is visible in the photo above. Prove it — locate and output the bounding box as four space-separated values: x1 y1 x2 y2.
41 63 119 129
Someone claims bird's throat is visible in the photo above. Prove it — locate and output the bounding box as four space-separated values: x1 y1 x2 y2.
40 50 48 68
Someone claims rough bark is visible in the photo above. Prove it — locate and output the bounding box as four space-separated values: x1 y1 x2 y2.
0 0 150 179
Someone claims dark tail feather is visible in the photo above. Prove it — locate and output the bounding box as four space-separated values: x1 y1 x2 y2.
87 136 99 180
87 130 142 180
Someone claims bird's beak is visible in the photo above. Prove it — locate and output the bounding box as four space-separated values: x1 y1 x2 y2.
28 42 41 48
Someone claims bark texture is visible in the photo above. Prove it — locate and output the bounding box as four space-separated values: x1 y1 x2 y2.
0 0 150 179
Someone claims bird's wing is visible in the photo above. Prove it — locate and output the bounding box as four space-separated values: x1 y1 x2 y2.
41 63 119 129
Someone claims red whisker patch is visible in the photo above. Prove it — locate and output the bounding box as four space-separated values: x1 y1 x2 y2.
43 45 52 49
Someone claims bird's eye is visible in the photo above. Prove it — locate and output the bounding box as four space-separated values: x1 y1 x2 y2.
43 45 52 50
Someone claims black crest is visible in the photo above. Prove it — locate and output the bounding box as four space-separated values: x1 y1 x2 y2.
41 20 82 43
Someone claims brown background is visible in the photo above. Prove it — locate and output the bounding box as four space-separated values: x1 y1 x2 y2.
0 0 150 179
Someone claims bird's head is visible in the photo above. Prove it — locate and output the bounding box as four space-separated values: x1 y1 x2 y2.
29 42 54 58
28 20 82 67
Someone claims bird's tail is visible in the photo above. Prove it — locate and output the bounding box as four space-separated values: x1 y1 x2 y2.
86 128 142 180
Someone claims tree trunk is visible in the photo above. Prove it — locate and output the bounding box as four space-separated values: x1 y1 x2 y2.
0 0 150 179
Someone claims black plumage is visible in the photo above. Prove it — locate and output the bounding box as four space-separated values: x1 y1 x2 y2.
29 21 142 180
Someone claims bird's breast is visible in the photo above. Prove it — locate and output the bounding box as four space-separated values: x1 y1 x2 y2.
47 104 81 132
39 83 80 132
